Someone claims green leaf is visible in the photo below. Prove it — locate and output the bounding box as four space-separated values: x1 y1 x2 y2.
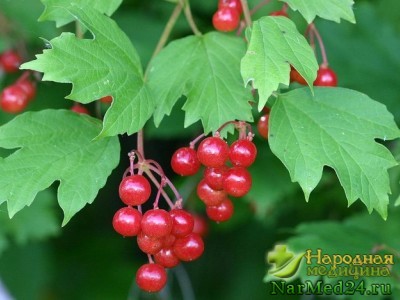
21 4 154 137
39 0 123 27
269 87 400 219
241 16 318 111
280 0 355 24
246 142 299 221
0 189 59 248
147 32 253 134
0 110 120 225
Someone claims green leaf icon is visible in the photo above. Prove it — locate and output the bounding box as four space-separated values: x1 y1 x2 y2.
267 245 304 279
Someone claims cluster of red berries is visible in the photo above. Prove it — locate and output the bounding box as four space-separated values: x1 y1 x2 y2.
171 126 256 222
112 156 205 293
0 50 37 114
212 0 242 32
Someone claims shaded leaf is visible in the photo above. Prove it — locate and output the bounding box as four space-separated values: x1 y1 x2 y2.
284 211 400 299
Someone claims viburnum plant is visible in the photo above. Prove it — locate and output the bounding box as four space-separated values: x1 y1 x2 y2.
0 0 400 297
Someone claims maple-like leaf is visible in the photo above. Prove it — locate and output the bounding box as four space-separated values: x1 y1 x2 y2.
0 110 120 225
147 32 253 134
241 16 318 110
22 4 154 137
269 87 400 219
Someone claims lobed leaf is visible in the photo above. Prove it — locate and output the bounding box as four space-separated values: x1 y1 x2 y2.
280 0 355 24
269 87 400 219
241 16 318 111
147 32 253 134
39 0 123 27
0 110 120 225
22 4 154 137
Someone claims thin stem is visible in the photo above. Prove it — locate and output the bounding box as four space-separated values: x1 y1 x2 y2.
147 165 182 206
16 71 30 84
237 0 271 36
281 3 288 13
95 101 102 119
153 178 166 209
144 3 183 78
250 0 271 15
189 133 206 149
240 0 253 27
181 0 202 36
147 159 166 178
305 24 316 54
216 120 237 133
144 167 175 209
136 131 145 160
147 254 154 264
75 21 84 39
309 23 328 66
128 152 136 175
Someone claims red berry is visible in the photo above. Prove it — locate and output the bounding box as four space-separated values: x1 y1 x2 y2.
197 179 227 206
70 103 89 114
314 66 337 87
229 139 257 167
112 207 142 237
223 167 252 197
257 114 269 139
270 10 288 17
173 233 204 261
0 50 22 73
262 106 271 114
137 232 165 254
290 67 307 85
212 8 240 32
204 166 228 190
192 214 209 237
119 175 151 206
171 147 201 176
169 209 194 237
206 198 234 222
163 234 176 248
100 95 113 103
141 209 173 238
154 248 180 268
136 263 167 293
0 85 29 113
197 136 229 168
218 0 242 15
17 79 36 101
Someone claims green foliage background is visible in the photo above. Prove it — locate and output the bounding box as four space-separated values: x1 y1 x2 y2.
0 0 399 299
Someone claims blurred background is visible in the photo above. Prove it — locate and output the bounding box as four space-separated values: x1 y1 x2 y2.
0 0 399 299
